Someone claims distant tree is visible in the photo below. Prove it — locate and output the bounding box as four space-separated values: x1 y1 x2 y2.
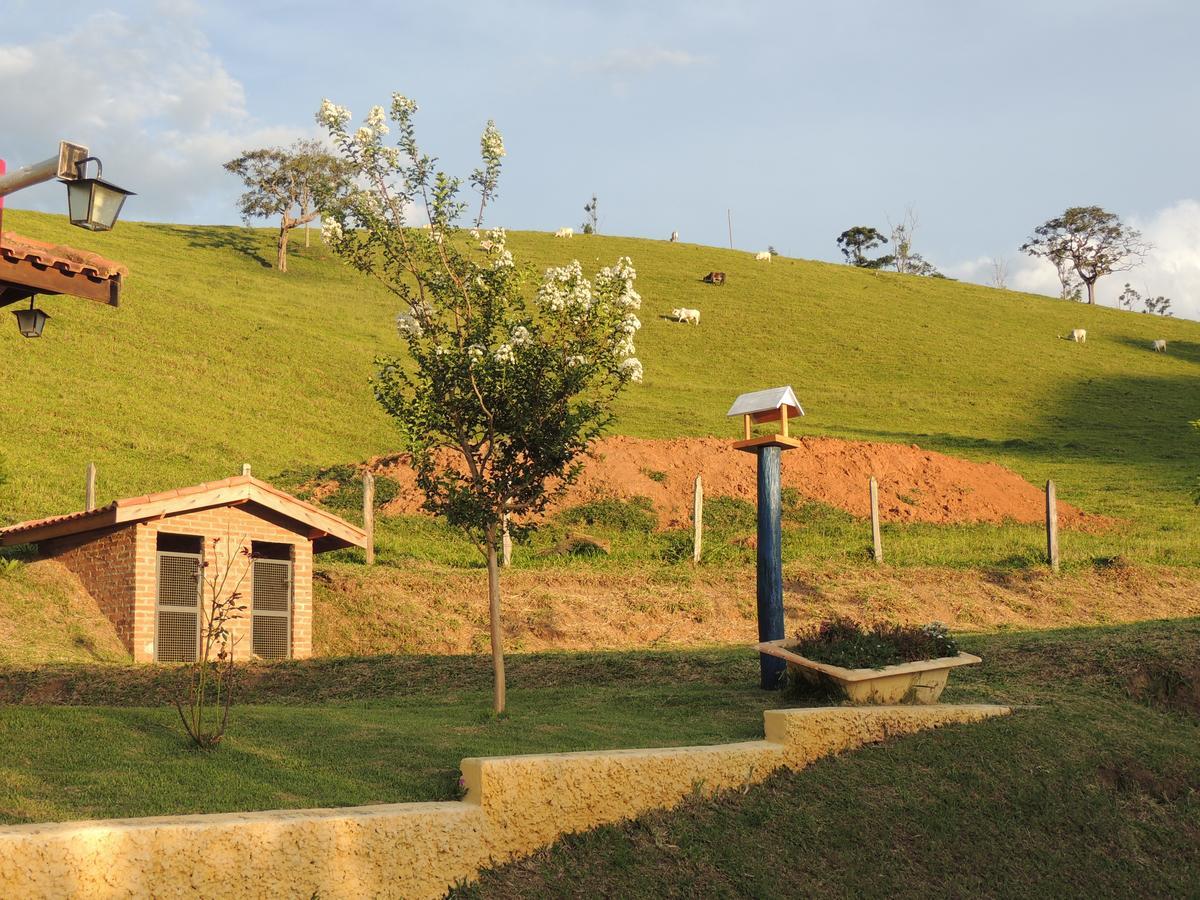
1143 294 1173 317
767 245 780 257
836 226 893 269
1117 283 1139 311
582 194 599 235
1020 206 1149 305
224 140 352 272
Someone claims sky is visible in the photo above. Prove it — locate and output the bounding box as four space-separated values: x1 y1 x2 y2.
3 0 1200 318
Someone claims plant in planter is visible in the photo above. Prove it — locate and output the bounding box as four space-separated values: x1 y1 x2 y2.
758 617 980 705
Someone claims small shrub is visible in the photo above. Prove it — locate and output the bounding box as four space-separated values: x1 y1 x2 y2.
559 496 656 533
792 617 959 669
657 530 694 563
640 467 667 483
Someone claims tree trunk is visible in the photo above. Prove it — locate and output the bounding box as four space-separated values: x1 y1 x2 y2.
1085 279 1096 305
486 524 507 714
277 221 290 272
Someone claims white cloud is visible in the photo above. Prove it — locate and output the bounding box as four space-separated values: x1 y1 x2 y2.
947 200 1200 321
0 8 309 223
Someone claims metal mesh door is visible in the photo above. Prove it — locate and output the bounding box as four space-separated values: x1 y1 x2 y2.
156 551 201 662
252 558 292 659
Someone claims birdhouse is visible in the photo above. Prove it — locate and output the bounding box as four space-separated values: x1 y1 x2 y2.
726 386 805 452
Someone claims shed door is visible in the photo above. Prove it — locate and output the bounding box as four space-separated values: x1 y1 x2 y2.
252 558 292 659
156 551 202 663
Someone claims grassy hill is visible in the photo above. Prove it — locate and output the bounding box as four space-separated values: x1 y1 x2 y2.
1 209 1197 564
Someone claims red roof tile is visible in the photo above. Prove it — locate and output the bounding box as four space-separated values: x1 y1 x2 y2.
0 231 129 280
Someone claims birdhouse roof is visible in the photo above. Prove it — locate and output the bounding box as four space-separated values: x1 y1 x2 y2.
726 386 804 418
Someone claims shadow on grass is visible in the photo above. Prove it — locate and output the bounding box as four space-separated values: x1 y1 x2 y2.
1112 334 1200 366
172 225 272 269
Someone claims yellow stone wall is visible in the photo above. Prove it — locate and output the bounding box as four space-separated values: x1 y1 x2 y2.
0 704 1007 899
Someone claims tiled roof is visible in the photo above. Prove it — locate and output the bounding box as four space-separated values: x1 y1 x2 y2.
0 475 367 551
0 232 129 280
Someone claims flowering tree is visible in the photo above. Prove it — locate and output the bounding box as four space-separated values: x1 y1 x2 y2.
317 93 644 713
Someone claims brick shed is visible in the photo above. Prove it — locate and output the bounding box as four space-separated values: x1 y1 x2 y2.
0 476 366 663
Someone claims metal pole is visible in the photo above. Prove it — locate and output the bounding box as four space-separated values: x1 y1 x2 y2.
727 209 734 250
0 156 60 198
756 445 785 689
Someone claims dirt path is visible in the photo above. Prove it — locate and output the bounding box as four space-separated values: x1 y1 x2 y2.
370 435 1106 530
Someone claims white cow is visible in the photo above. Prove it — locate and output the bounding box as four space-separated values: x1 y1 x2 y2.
555 227 574 238
670 230 679 242
1152 339 1167 352
755 250 772 261
1069 328 1087 343
671 307 700 325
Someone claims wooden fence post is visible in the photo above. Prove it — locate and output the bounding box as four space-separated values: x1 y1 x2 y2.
85 462 96 512
363 471 375 565
1046 479 1059 573
241 463 252 477
692 474 703 564
869 476 883 564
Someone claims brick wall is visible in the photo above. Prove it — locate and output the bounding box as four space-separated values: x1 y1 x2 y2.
140 503 315 662
42 526 140 649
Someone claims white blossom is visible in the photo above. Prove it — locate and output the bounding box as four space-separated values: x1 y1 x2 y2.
391 93 418 117
510 325 531 347
321 217 343 242
480 120 506 159
566 354 585 368
317 98 351 130
468 344 485 364
365 105 389 135
494 343 515 364
354 126 376 147
613 336 636 359
620 314 641 335
620 357 644 383
493 249 513 269
396 312 424 338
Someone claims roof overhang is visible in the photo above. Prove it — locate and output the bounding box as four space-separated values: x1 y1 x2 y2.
726 386 805 423
0 232 126 308
0 476 367 552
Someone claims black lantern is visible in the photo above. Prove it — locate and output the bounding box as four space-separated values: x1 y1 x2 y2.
13 297 50 338
66 157 134 232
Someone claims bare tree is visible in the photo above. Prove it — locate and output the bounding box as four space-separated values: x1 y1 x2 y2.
1021 206 1149 305
887 207 942 277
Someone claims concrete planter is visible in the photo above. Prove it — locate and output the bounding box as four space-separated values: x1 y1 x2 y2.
757 639 982 704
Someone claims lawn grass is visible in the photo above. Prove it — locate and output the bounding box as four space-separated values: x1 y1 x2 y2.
456 620 1200 898
1 209 1198 570
1 618 1196 869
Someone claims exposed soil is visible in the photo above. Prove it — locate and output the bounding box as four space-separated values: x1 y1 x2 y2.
310 562 1200 658
368 436 1108 530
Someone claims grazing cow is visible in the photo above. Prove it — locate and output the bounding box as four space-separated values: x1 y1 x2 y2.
703 271 726 286
555 227 574 238
1152 339 1167 352
1069 328 1087 343
671 307 701 325
755 250 771 261
670 230 679 242
479 240 494 251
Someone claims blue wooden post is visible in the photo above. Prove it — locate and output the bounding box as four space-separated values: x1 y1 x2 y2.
756 445 786 689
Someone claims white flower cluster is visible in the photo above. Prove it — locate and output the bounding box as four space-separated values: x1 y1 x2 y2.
317 98 351 130
396 312 424 338
480 120 506 159
620 357 644 383
510 325 531 347
391 93 418 118
494 343 515 365
567 354 585 368
321 217 343 242
468 344 485 365
595 256 641 311
537 261 594 315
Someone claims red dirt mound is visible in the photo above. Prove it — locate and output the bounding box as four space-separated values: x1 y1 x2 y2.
371 436 1106 530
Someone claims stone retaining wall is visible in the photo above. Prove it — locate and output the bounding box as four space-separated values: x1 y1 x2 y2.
0 704 1008 899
